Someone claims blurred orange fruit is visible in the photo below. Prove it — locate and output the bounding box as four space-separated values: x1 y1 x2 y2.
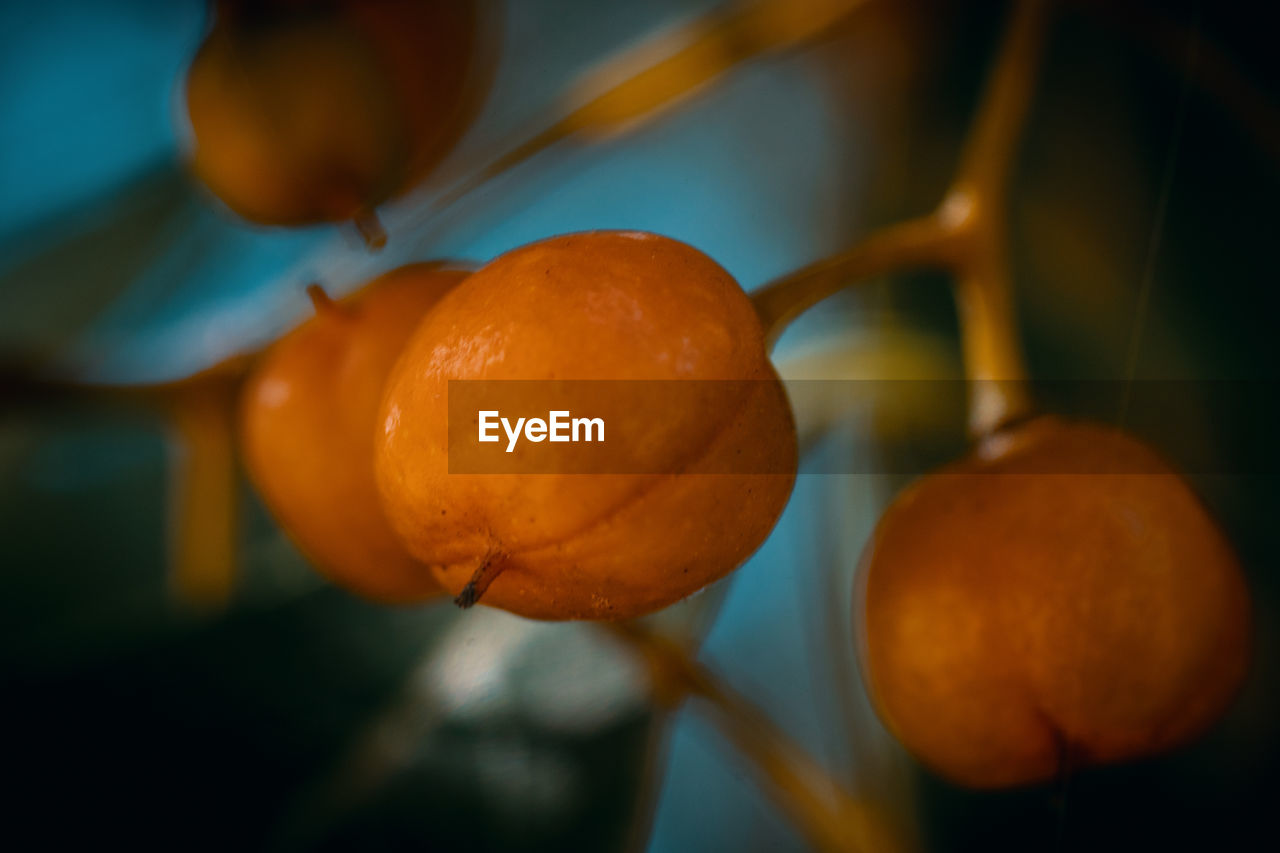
185 0 486 227
857 416 1251 787
241 263 468 602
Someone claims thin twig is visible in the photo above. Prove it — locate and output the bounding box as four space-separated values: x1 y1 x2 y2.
605 621 908 853
406 0 869 230
1118 3 1198 427
752 0 1052 437
945 0 1050 435
165 375 241 608
453 551 506 608
751 215 958 350
954 0 1053 197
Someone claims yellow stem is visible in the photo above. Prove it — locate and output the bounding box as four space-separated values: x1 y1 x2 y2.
944 0 1052 434
413 0 868 226
353 209 387 251
605 622 909 853
751 215 959 350
954 0 1053 197
165 375 241 609
752 0 1052 437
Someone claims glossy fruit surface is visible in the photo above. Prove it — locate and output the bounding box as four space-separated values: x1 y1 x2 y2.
375 231 798 620
241 263 468 601
185 0 483 226
857 415 1251 788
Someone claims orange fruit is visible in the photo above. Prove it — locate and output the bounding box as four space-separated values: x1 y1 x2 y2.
374 231 798 620
240 263 468 602
185 0 485 227
857 415 1251 787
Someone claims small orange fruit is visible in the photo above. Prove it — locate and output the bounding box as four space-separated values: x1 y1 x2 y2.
240 263 468 602
857 415 1251 787
184 0 486 228
374 231 798 620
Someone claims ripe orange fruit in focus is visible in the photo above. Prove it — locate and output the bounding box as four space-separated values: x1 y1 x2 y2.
857 416 1251 788
374 232 798 620
241 264 469 602
184 0 485 226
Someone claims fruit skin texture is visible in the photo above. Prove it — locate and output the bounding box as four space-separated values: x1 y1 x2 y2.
375 231 798 620
857 416 1251 788
241 264 469 602
185 0 483 225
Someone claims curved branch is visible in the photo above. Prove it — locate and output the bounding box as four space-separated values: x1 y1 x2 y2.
954 0 1054 198
751 215 956 349
605 622 909 853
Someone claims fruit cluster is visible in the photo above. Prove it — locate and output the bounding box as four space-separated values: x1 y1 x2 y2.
241 233 798 620
177 0 1251 811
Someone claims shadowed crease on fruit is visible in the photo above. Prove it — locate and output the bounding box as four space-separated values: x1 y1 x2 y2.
856 415 1251 788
